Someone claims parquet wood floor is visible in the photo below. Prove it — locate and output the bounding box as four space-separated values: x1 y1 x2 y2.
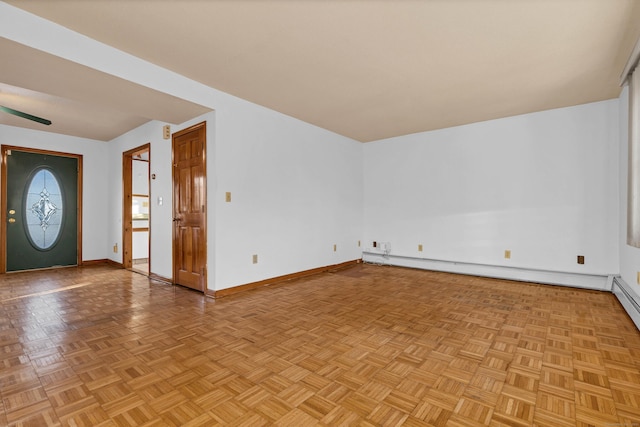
1 264 640 426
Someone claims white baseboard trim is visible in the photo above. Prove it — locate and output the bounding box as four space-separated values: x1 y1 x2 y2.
612 276 640 330
362 252 612 291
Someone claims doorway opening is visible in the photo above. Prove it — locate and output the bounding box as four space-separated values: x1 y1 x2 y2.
122 144 150 275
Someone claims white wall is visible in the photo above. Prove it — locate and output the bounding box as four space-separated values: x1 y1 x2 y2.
214 95 363 290
0 124 110 262
364 101 619 281
132 159 149 195
132 232 148 260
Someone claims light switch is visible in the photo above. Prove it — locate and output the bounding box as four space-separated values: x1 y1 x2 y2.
157 196 163 206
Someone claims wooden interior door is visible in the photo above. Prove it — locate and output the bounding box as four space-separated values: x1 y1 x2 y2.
172 122 207 291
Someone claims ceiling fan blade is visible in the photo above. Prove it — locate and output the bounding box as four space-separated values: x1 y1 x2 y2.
0 105 51 126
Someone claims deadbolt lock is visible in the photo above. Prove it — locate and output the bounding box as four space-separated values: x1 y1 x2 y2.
8 218 16 223
9 209 15 215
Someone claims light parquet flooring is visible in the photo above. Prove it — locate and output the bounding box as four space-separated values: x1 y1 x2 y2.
1 264 640 426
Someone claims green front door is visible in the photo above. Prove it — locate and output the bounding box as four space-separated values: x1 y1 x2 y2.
6 149 79 272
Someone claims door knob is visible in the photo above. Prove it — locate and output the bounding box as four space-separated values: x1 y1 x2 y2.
8 218 16 223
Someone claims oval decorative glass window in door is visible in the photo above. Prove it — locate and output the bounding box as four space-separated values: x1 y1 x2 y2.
24 168 64 250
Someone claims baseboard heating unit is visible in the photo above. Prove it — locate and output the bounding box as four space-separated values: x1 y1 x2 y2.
612 276 640 330
362 252 612 290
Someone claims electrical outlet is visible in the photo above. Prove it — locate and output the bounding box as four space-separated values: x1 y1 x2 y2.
418 244 423 252
577 255 584 265
225 192 231 202
637 272 640 285
373 241 377 248
504 250 511 259
358 240 361 247
252 254 258 264
113 243 118 253
333 244 337 252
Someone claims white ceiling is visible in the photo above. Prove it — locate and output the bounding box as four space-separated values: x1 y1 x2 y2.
3 0 640 142
0 37 211 141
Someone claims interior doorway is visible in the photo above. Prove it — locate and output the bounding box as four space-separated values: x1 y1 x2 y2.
122 144 150 275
